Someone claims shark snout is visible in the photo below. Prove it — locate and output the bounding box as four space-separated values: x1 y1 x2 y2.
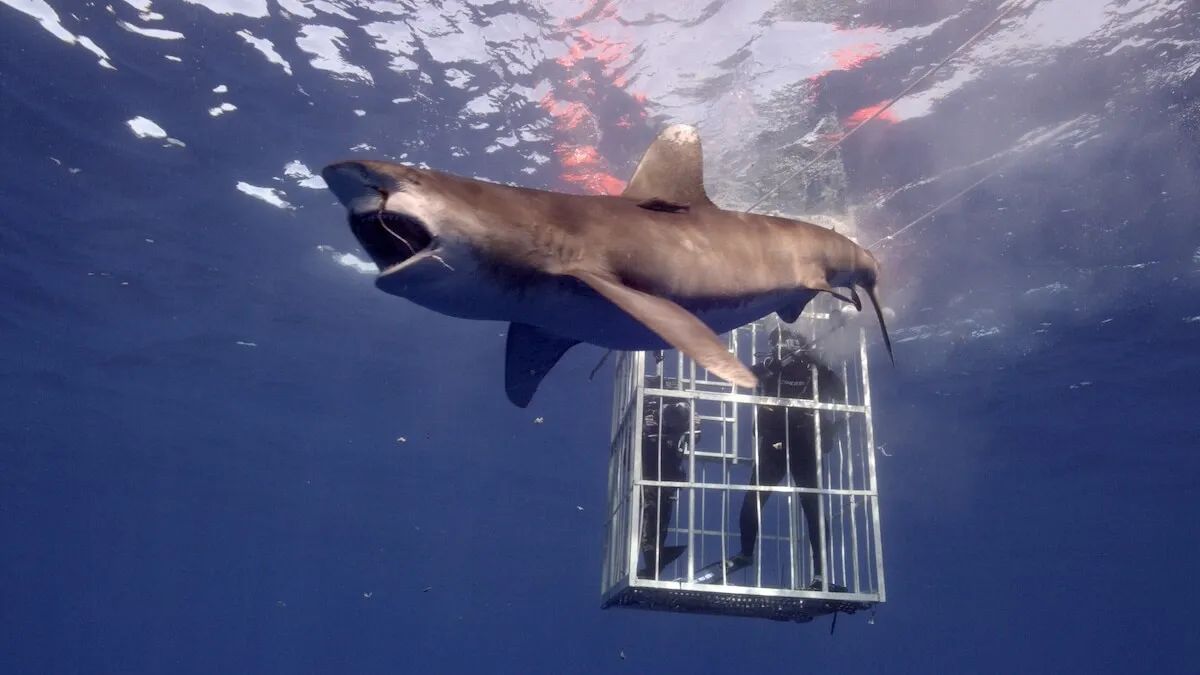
321 162 384 214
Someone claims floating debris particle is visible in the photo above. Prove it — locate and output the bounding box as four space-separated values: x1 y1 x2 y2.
534 417 544 424
397 437 407 443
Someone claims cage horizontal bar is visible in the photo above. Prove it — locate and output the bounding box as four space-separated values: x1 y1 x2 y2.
642 387 871 414
635 479 878 497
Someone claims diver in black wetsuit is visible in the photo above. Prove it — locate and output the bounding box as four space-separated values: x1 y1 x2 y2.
698 326 847 589
637 367 701 578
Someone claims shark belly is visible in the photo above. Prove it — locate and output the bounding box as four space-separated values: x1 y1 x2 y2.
549 292 794 350
374 249 793 350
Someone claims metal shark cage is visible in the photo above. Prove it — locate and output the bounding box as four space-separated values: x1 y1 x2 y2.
600 299 885 624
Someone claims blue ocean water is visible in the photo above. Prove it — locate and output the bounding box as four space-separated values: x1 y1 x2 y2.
1 1 1197 674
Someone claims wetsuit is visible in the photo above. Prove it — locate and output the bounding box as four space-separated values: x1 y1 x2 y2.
638 375 697 575
737 346 845 580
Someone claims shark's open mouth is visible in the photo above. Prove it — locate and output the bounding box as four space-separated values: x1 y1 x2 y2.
349 211 434 272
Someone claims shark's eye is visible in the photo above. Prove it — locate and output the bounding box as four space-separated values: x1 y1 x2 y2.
368 185 390 204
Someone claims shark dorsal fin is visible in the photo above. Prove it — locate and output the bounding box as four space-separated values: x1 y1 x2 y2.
622 124 715 209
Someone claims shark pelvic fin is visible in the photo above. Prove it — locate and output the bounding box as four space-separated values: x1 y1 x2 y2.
569 269 759 390
505 323 580 408
803 273 859 308
776 290 819 324
848 287 863 312
621 124 715 209
813 282 857 307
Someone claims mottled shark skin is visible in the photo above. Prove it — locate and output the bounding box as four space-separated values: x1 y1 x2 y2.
321 124 893 408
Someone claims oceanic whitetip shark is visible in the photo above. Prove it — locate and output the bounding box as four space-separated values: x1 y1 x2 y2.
321 124 893 407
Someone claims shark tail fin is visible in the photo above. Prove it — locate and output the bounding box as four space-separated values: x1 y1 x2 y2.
862 282 894 366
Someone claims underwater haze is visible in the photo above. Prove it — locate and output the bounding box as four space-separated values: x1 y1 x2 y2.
1 1 1198 673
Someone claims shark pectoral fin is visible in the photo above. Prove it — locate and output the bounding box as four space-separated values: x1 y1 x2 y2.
505 323 580 408
569 270 759 390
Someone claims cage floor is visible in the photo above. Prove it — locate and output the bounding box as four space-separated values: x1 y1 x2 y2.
602 585 874 623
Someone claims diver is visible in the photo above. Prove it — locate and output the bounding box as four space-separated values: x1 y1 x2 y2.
694 325 848 591
637 364 701 579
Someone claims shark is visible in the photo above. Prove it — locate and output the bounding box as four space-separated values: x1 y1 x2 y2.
321 124 893 408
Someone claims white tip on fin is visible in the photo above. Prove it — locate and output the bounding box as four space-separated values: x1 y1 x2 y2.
622 124 714 208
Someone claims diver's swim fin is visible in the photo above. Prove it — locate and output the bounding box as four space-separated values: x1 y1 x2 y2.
684 553 752 585
638 545 687 578
655 545 686 571
807 577 849 593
